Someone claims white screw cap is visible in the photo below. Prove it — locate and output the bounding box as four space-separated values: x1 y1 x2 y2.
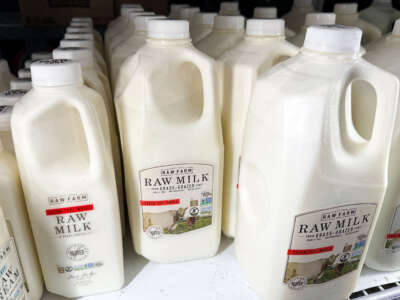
179 7 200 20
148 20 190 39
393 19 400 35
65 32 94 41
128 11 155 22
305 13 336 26
246 19 285 36
0 89 27 105
70 21 93 28
31 59 83 87
294 0 313 7
121 7 144 17
121 3 142 9
135 15 167 32
220 2 240 14
18 68 31 79
71 17 92 23
31 52 52 60
193 13 217 26
60 39 94 49
253 7 277 19
66 26 93 34
170 4 189 16
304 25 361 54
52 47 94 69
214 15 245 31
10 79 32 90
334 3 358 14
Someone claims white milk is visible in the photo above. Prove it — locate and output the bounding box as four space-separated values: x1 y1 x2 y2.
0 59 15 92
31 52 52 60
52 48 125 235
110 15 166 88
335 3 382 46
219 2 241 16
18 68 31 79
364 20 400 271
116 20 223 263
235 25 399 300
283 0 315 33
170 4 189 18
11 59 124 297
60 38 108 77
219 19 298 238
179 7 200 28
0 96 44 300
10 78 32 91
64 32 104 54
196 15 245 59
289 13 336 47
252 7 297 39
0 205 29 300
360 0 400 34
191 13 217 44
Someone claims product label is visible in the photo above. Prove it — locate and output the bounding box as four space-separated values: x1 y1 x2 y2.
139 163 214 239
384 205 400 252
284 204 377 290
0 238 26 300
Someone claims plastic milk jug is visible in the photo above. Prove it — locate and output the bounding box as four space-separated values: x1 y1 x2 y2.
364 20 400 271
31 52 52 60
252 7 296 39
360 0 400 34
18 69 30 79
11 59 124 297
0 94 44 300
170 4 189 18
289 13 336 47
0 205 29 300
110 15 166 87
219 19 298 238
283 0 315 33
335 3 382 46
115 20 224 263
235 25 399 300
10 79 32 91
0 59 15 92
191 13 217 44
219 2 241 16
196 16 245 59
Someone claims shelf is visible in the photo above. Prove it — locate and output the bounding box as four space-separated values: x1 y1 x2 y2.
41 236 400 300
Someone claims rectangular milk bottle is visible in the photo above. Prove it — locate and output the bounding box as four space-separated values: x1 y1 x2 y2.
235 25 399 300
0 205 28 300
364 20 400 271
116 20 224 263
11 59 124 298
219 19 298 238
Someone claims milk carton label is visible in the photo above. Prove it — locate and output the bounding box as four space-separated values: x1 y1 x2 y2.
384 204 400 252
0 238 26 300
139 163 214 239
284 203 377 289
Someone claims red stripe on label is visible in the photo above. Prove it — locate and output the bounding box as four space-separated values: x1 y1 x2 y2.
288 246 334 255
140 199 180 206
387 233 400 239
46 204 94 216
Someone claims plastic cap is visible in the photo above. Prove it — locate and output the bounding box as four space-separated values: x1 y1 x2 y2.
214 15 245 31
121 3 143 9
170 4 189 14
31 59 83 87
253 7 277 19
246 19 285 36
304 25 361 54
70 21 93 28
66 26 93 34
24 59 39 68
52 47 94 69
0 60 10 73
18 68 31 79
31 52 52 60
148 20 190 39
10 79 32 90
135 15 167 32
65 32 94 41
334 3 358 14
0 89 27 106
393 19 400 35
60 39 94 50
71 17 92 23
294 0 313 7
121 7 144 17
128 11 155 23
220 2 240 13
179 7 200 20
193 13 217 26
305 13 336 26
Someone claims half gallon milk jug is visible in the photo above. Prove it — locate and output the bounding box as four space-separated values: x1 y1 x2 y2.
360 0 400 34
235 25 399 300
0 59 15 92
364 20 400 271
253 7 296 39
191 13 217 44
11 59 124 297
289 13 336 47
219 2 241 16
170 4 189 18
0 95 44 300
283 0 315 33
196 16 245 59
0 205 29 300
10 78 32 91
116 20 224 263
219 19 298 238
335 3 382 46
